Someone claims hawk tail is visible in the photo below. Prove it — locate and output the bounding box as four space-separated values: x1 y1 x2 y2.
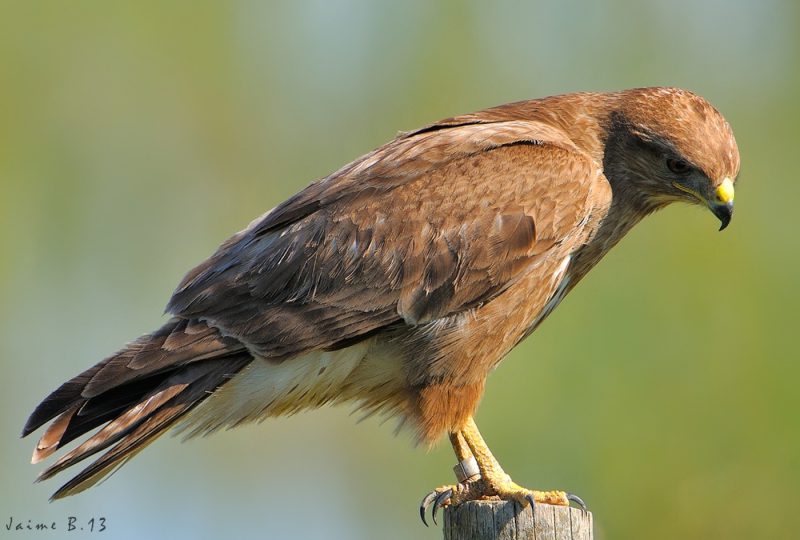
21 318 251 500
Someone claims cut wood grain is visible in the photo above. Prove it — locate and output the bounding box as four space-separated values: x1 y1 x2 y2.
443 500 592 540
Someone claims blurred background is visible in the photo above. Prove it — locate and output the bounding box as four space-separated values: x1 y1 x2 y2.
1 1 798 539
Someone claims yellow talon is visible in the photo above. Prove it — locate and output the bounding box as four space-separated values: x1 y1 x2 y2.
420 417 588 525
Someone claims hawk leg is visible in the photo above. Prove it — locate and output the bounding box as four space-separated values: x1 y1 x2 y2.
419 417 585 526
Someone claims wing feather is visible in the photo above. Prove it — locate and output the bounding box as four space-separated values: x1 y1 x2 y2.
166 121 605 359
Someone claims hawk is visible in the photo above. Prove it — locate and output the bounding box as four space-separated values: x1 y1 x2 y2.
22 87 739 522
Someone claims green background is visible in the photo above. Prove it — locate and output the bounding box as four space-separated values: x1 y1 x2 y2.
1 1 798 539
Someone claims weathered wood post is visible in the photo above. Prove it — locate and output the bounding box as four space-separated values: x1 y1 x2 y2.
443 501 592 540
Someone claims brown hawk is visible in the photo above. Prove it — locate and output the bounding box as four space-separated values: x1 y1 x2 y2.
22 87 739 522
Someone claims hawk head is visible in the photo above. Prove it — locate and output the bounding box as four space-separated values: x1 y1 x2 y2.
603 87 740 230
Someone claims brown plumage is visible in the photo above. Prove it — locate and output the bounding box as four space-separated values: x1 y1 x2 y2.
23 87 739 507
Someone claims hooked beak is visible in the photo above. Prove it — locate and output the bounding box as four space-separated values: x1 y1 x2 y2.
711 177 735 231
673 176 735 231
712 201 734 231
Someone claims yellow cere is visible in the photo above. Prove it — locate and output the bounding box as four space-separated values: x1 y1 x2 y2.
716 177 735 204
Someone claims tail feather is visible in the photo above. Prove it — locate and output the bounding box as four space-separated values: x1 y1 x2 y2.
35 372 176 460
22 363 104 438
32 405 81 463
74 373 167 420
36 380 189 481
48 356 249 500
22 318 252 499
23 319 242 440
83 318 239 399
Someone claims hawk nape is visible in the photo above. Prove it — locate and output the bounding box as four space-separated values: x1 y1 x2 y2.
23 87 739 523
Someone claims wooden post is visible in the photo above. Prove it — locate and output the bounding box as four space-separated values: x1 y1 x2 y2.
443 501 592 540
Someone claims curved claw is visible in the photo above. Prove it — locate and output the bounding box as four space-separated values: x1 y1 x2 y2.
431 488 453 525
524 493 536 512
419 490 438 527
567 492 587 511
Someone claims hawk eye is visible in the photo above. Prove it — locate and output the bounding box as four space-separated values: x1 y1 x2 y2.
666 158 691 175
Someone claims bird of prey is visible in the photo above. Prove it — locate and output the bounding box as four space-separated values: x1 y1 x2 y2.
22 87 739 523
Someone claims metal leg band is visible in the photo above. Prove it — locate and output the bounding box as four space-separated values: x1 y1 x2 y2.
453 456 481 483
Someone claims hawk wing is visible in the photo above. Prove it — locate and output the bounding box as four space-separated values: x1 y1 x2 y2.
23 116 611 500
167 119 609 359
